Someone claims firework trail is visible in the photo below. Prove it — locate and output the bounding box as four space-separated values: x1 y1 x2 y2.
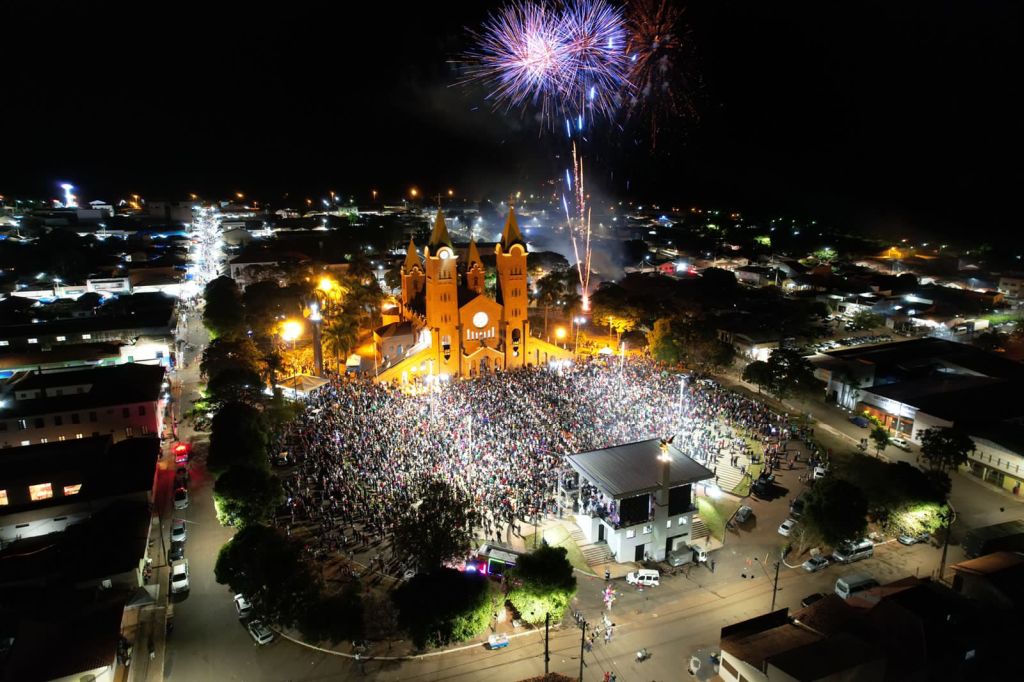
562 143 593 312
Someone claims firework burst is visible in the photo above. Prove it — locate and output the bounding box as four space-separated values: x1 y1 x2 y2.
464 0 630 126
623 0 699 145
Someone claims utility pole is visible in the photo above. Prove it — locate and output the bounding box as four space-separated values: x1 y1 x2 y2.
544 612 550 676
938 505 954 583
771 555 781 611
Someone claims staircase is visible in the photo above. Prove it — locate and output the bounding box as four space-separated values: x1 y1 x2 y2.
570 527 615 566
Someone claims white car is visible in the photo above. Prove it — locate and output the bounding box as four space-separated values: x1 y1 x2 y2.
170 559 190 594
802 556 829 573
813 466 828 480
778 519 797 537
247 620 275 645
890 437 912 452
234 594 253 619
170 518 187 543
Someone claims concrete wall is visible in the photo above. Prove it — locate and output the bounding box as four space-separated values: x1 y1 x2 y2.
719 650 766 682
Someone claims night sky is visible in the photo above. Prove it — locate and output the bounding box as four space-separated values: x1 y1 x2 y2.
2 1 1020 240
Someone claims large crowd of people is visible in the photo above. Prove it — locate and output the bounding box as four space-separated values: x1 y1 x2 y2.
274 360 787 567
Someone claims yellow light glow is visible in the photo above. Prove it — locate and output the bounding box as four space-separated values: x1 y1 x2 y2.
280 320 303 342
318 277 335 293
410 187 419 198
447 189 454 197
236 192 244 199
555 327 567 340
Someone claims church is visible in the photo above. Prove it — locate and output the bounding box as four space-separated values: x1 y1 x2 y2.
373 207 572 383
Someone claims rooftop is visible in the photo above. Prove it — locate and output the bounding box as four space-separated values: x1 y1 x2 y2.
566 438 713 499
0 362 165 419
866 377 1024 422
825 337 1024 380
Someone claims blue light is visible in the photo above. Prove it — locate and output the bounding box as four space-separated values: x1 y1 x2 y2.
589 85 596 101
565 170 572 190
577 115 583 131
565 119 571 138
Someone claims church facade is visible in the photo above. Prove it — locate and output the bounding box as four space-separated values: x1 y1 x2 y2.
373 207 571 383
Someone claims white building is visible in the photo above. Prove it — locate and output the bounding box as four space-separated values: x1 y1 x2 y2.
566 438 713 563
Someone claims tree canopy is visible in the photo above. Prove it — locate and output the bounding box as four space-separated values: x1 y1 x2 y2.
869 425 890 457
214 524 319 627
920 428 975 472
207 401 269 474
392 479 479 570
213 465 284 528
506 545 577 624
647 316 736 370
392 568 493 649
203 276 246 339
802 477 868 546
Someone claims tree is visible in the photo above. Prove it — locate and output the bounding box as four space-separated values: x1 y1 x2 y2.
299 584 364 644
849 309 884 331
362 593 401 644
392 569 493 648
764 348 821 400
213 465 284 528
919 428 975 473
802 477 868 546
214 524 319 627
384 264 403 293
205 366 265 406
812 246 838 264
203 276 246 338
869 425 890 457
200 337 265 380
207 402 269 474
647 318 684 364
322 315 360 370
535 269 570 338
506 545 577 625
742 361 772 394
392 479 479 570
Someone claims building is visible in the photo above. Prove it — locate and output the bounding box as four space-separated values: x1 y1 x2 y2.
375 208 570 382
565 438 714 563
719 576 1008 682
812 337 1024 412
997 273 1024 300
0 436 158 545
950 551 1024 611
0 303 176 355
717 328 781 363
0 363 166 449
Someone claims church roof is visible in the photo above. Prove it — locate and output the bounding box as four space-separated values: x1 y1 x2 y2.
403 237 421 272
466 239 483 268
499 207 526 251
428 209 453 251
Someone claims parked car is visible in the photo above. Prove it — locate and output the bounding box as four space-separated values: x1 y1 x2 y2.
849 416 870 428
800 592 826 607
778 519 797 537
734 505 754 523
890 437 912 452
898 531 931 546
170 518 187 543
247 620 275 645
802 556 830 573
170 559 190 594
234 594 254 619
173 487 189 510
813 466 828 480
626 569 660 587
168 541 185 562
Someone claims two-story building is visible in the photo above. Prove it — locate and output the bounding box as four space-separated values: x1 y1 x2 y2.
566 438 714 563
0 363 166 448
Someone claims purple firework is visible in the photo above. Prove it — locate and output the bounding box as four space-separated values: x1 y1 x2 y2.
464 0 631 125
465 1 573 120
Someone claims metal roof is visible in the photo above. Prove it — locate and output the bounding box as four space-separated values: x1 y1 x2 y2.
566 438 713 499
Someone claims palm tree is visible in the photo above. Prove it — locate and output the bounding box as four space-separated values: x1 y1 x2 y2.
322 316 360 371
535 270 569 339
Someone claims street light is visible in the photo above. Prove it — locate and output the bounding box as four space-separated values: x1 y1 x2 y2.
555 327 567 347
281 319 303 344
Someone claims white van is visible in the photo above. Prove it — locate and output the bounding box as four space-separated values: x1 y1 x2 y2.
626 569 660 587
834 573 879 600
832 538 874 564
